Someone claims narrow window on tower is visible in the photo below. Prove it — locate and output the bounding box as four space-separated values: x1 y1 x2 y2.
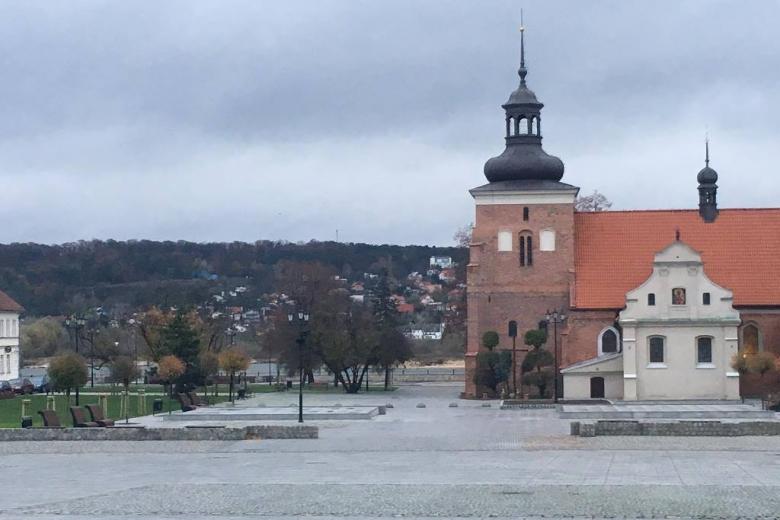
523 207 529 221
648 293 655 306
519 236 526 266
703 292 711 305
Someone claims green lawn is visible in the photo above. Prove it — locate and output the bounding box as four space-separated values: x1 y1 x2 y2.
0 393 229 428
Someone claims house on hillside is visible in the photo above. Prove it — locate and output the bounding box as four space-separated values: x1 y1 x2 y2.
0 291 23 382
430 256 453 268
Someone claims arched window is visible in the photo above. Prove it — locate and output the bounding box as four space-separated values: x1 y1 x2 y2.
647 293 656 306
519 231 533 266
530 117 537 135
696 336 713 365
741 323 761 354
598 327 620 355
522 207 529 221
517 117 527 135
649 336 665 365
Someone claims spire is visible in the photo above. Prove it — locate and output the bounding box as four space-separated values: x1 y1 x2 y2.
483 14 565 183
519 9 527 85
697 136 719 223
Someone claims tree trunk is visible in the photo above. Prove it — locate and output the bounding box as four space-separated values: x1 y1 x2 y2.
384 366 390 390
229 373 234 403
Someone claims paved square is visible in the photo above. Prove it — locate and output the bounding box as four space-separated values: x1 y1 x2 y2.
2 383 780 519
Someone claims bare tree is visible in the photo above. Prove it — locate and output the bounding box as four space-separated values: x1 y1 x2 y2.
575 190 613 212
453 223 473 248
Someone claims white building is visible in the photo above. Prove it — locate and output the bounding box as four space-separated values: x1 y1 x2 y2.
562 241 741 401
0 291 24 382
429 256 453 269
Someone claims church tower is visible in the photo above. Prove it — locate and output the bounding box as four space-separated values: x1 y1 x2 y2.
697 140 718 223
465 20 579 397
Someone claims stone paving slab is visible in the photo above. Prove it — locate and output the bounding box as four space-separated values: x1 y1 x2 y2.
11 483 780 519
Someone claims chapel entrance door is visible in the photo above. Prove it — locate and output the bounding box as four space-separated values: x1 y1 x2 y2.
590 377 605 399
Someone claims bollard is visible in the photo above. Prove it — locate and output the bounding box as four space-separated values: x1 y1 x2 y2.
21 398 31 418
138 388 146 415
99 394 109 416
119 392 129 419
46 395 56 411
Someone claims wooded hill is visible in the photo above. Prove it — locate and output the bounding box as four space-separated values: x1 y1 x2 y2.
0 240 466 316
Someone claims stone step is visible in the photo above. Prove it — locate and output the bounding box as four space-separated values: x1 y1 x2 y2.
560 409 774 419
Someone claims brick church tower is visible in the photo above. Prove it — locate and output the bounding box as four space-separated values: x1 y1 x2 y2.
464 23 579 397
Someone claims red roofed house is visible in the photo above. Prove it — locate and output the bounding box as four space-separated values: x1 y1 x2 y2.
0 290 23 382
464 31 779 400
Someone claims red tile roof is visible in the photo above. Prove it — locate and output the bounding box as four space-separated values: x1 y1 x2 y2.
574 209 780 309
0 290 23 313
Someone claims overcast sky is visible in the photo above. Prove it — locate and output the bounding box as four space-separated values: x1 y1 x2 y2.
1 1 778 246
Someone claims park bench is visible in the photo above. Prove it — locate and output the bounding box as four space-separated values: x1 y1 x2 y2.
38 409 62 428
86 404 115 427
176 393 197 412
69 406 99 427
186 391 208 407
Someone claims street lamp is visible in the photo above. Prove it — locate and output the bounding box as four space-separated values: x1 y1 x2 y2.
508 320 518 398
287 310 310 423
64 316 86 405
545 309 567 403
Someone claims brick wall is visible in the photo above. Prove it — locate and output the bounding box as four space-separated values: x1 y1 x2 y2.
737 311 780 397
561 309 619 367
465 201 574 397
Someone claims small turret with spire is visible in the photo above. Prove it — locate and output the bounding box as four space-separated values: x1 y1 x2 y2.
483 11 564 183
697 138 719 222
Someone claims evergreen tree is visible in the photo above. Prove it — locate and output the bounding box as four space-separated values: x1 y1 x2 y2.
160 311 201 388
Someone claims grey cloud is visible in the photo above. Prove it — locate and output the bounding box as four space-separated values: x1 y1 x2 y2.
0 0 777 245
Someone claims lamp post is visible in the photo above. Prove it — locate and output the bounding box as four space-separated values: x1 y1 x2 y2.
545 309 567 403
287 310 310 423
508 320 518 398
64 316 86 405
87 327 99 388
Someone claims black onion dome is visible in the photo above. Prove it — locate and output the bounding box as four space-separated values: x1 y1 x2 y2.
506 84 540 105
697 165 718 184
484 143 564 182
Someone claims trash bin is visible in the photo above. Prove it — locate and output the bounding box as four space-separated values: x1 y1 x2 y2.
152 399 164 415
286 380 293 389
20 416 32 429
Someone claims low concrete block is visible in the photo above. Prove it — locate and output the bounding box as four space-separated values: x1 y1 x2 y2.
416 403 426 408
580 423 596 437
584 420 780 437
570 422 580 436
0 425 318 441
449 402 458 408
481 403 491 408
385 403 394 408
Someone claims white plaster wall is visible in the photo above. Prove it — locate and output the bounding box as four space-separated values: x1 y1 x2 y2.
627 324 739 400
620 242 740 400
563 372 623 400
0 311 20 381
